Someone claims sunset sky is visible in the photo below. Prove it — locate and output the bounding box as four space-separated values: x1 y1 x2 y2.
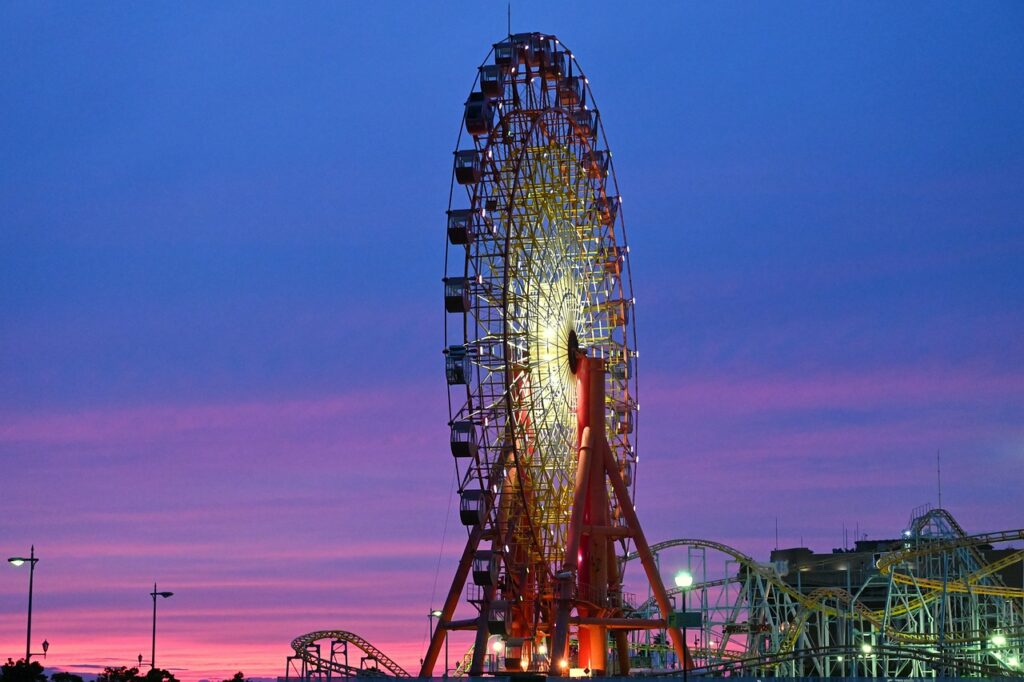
2 2 1022 680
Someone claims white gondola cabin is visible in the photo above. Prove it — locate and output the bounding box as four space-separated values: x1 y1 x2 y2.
472 549 499 585
487 599 510 636
544 50 566 81
449 420 479 458
444 277 470 313
479 64 506 97
445 345 471 385
454 150 482 185
572 109 598 142
464 92 493 136
558 76 584 107
583 150 610 179
595 195 619 226
461 489 488 527
447 209 476 245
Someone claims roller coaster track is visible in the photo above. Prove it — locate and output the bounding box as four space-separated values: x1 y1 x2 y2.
888 550 1024 597
290 631 411 678
624 539 854 619
908 508 1019 592
651 643 1016 679
626 534 1024 649
878 526 1024 580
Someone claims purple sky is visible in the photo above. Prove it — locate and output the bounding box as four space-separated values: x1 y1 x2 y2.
2 2 1022 680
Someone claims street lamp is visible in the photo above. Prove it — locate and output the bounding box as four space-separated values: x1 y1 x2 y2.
428 610 448 677
150 583 174 669
8 545 40 662
428 609 442 640
674 571 693 682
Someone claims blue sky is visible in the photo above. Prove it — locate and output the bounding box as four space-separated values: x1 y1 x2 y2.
1 2 1022 679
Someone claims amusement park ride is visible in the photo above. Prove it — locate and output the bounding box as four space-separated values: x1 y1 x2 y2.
284 32 1024 679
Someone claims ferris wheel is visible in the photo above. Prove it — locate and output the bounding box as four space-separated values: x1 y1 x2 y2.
428 33 686 677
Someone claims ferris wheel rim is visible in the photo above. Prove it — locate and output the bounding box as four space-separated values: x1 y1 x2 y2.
443 32 640 582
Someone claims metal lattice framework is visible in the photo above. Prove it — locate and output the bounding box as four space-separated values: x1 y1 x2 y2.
425 32 690 678
621 509 1024 678
287 631 410 679
443 32 637 577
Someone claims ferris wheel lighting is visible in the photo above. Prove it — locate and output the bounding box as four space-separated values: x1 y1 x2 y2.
440 33 641 670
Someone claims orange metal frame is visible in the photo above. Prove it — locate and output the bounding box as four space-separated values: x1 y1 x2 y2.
420 356 690 677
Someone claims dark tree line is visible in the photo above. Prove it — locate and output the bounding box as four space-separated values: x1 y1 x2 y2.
2 660 247 682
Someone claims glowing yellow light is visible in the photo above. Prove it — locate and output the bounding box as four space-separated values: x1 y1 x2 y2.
674 571 693 588
538 643 548 656
992 634 1008 647
559 659 569 669
493 640 504 652
861 643 872 654
8 559 25 567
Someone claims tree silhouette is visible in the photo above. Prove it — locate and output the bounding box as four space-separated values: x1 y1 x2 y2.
51 674 84 682
0 659 46 682
221 673 246 682
96 667 138 682
95 668 177 682
142 669 177 682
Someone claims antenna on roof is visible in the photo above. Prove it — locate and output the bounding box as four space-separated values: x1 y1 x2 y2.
507 3 511 38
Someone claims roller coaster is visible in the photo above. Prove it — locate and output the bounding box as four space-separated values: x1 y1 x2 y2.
618 506 1023 678
285 506 1023 678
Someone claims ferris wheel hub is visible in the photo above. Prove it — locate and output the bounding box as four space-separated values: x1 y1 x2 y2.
567 329 582 374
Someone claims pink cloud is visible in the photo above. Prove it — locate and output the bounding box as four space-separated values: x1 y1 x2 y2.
0 386 439 446
644 366 1024 416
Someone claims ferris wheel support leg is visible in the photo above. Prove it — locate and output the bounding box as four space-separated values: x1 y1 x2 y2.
580 436 612 675
606 533 631 675
603 443 693 672
550 426 595 675
419 523 485 677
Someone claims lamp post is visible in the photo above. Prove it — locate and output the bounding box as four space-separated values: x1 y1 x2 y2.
674 571 693 682
429 610 447 677
8 545 40 662
150 583 174 669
